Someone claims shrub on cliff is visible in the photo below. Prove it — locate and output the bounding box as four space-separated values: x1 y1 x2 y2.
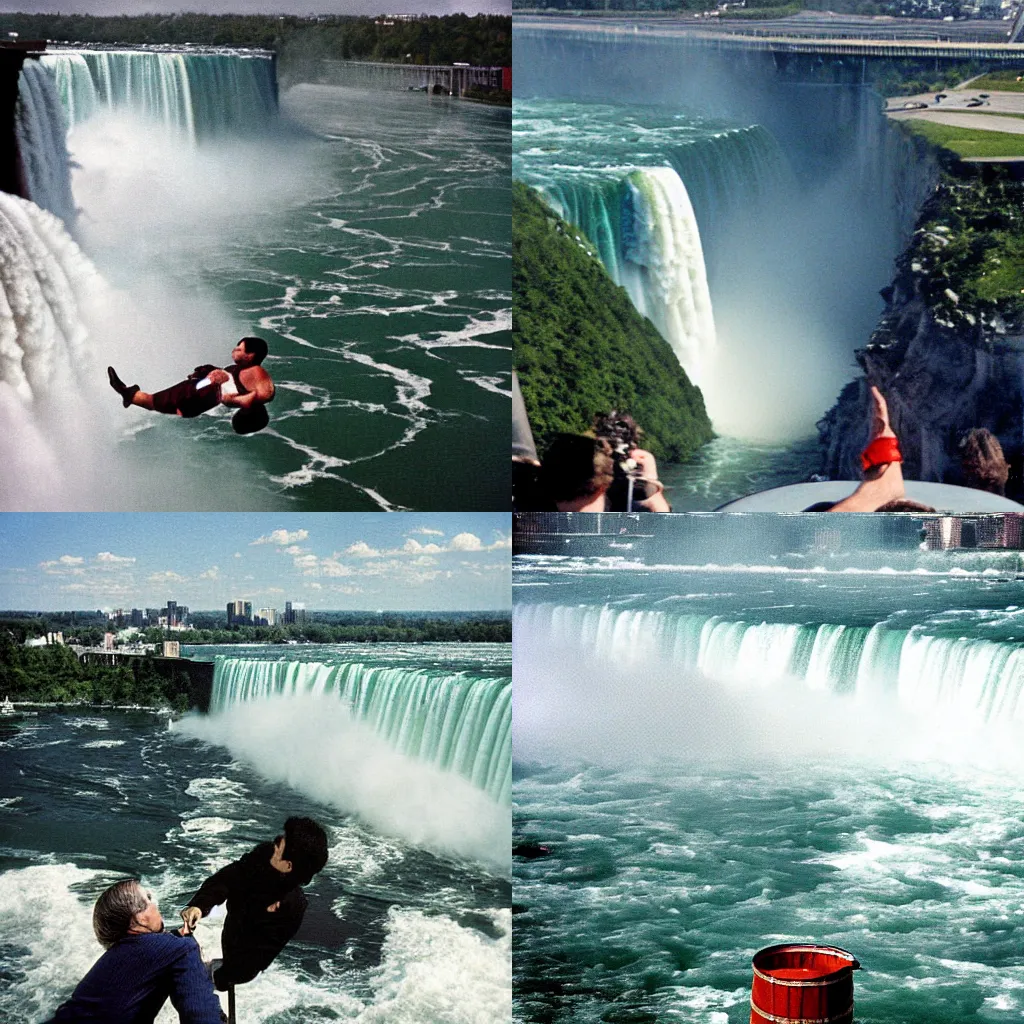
513 181 713 462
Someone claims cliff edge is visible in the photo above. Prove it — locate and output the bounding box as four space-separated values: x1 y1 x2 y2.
819 166 1024 497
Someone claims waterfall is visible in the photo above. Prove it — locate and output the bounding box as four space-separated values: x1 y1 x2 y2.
0 192 111 509
211 658 512 804
40 50 277 140
519 112 790 390
15 61 76 228
516 602 1024 727
623 168 716 388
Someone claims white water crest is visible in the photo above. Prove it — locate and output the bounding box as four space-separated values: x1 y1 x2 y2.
0 194 108 508
620 167 716 389
515 601 1024 771
0 863 510 1024
41 50 276 140
177 694 510 874
15 61 76 227
211 657 511 805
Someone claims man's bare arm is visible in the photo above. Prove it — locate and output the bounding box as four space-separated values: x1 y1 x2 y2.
222 368 275 409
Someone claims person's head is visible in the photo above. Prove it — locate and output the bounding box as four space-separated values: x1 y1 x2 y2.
959 428 1009 496
874 499 938 513
539 434 615 508
269 817 329 886
93 879 163 949
232 336 268 367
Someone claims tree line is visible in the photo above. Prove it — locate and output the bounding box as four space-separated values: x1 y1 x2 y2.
0 13 511 68
0 631 194 709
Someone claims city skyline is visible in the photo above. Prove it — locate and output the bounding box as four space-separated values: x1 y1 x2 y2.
0 514 511 611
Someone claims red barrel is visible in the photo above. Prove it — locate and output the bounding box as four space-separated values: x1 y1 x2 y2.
750 943 860 1024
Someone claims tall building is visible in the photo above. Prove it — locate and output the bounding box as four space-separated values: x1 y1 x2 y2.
131 608 144 628
166 601 178 627
227 599 253 627
284 601 293 625
254 608 278 627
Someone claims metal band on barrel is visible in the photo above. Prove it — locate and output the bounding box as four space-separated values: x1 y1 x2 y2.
752 965 852 988
750 997 855 1024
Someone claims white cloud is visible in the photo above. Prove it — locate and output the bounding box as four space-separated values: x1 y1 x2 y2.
148 570 187 584
199 566 220 581
309 582 323 590
403 538 443 555
284 545 305 556
449 533 483 552
251 529 309 546
96 552 136 564
41 554 85 569
293 555 319 572
320 558 352 577
409 527 444 537
488 535 513 550
345 541 380 559
234 552 242 559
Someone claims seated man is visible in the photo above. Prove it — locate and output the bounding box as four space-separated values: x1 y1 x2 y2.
107 337 275 434
179 817 329 991
49 879 223 1024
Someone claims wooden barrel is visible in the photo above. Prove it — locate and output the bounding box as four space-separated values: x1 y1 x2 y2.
750 943 859 1024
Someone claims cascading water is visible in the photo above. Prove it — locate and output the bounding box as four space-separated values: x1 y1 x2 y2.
41 50 277 139
14 61 76 227
516 602 1024 728
0 193 110 509
621 167 715 387
515 100 791 390
212 657 512 804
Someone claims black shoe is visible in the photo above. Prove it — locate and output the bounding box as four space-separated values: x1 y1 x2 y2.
107 367 139 408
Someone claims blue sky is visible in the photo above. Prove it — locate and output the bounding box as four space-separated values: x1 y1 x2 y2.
0 514 511 611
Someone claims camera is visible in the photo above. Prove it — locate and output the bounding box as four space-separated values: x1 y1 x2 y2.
592 411 642 479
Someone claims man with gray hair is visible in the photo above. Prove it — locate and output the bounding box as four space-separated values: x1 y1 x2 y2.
48 879 223 1023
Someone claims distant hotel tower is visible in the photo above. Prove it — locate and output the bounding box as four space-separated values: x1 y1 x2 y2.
226 599 253 627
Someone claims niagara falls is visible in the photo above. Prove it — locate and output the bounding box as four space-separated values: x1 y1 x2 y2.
512 23 1017 509
514 521 1024 1023
1 21 511 511
0 511 512 1024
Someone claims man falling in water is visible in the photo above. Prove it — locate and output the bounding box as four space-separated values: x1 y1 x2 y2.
107 337 275 434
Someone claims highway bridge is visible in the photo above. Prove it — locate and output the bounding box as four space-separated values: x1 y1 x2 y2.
515 13 1024 60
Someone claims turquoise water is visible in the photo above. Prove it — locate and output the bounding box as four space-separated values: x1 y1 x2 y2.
514 555 1024 1023
0 642 513 1022
71 79 511 510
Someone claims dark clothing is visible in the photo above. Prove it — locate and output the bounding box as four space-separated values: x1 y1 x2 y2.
606 470 660 512
50 931 221 1024
189 841 307 990
151 364 249 418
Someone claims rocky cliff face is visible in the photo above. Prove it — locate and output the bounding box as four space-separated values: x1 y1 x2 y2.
819 169 1024 498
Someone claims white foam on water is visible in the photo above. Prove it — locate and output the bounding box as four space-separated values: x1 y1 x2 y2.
175 695 510 875
81 739 125 749
180 816 235 836
0 863 106 1022
358 907 511 1024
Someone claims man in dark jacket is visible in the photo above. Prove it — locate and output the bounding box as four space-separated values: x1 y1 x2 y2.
179 817 329 991
49 879 223 1024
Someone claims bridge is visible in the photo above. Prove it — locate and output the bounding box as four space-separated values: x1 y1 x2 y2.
318 59 508 95
515 14 1024 61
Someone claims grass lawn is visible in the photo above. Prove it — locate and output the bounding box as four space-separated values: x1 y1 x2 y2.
963 70 1024 93
902 119 1024 158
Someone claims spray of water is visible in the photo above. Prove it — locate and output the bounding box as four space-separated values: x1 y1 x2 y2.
176 695 510 875
514 609 1024 776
